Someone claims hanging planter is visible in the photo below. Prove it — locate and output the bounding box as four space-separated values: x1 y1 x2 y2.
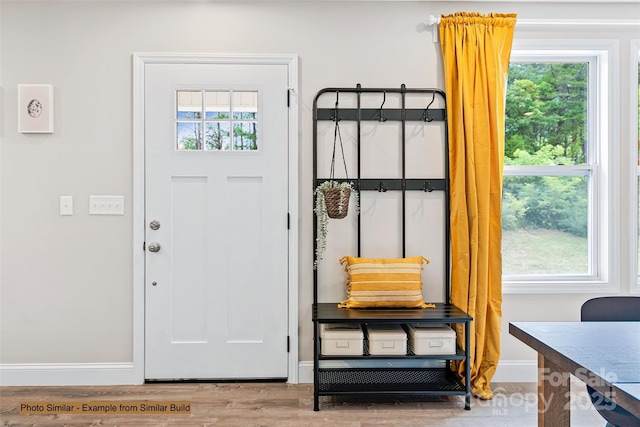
322 184 352 219
314 106 359 269
314 181 359 269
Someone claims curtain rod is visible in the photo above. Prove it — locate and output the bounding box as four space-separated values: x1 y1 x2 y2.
427 15 640 43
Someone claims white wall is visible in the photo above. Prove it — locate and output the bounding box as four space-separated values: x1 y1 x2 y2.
0 0 638 385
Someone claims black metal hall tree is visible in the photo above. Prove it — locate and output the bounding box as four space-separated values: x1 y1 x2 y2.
311 84 472 411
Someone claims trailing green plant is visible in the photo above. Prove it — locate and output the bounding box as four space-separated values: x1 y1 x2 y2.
314 180 359 269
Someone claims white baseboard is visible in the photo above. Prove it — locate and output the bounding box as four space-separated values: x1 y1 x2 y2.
298 361 314 384
0 363 141 386
1 359 538 387
492 360 537 383
298 359 538 384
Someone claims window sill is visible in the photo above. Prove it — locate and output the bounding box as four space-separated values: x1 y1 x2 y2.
503 280 619 294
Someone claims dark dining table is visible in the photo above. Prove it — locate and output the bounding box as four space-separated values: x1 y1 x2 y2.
509 321 640 427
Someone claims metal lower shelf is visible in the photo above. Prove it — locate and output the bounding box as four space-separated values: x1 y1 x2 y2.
317 367 465 395
312 303 472 411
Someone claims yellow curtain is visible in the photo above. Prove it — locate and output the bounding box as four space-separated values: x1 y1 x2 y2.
439 12 516 400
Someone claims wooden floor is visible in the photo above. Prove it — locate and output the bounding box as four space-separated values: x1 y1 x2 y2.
1 382 605 427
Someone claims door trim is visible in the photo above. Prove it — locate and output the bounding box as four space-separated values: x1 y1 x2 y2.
132 53 299 383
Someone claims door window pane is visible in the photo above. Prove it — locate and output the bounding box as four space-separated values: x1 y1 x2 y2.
205 91 230 120
177 91 202 119
233 91 258 120
233 122 258 150
177 121 202 150
205 122 230 151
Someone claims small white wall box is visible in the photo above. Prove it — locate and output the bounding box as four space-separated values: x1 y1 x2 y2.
366 324 407 355
321 324 364 356
407 324 456 355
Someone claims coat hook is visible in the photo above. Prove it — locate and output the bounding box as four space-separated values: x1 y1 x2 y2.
378 181 388 192
423 92 435 122
332 91 341 122
378 91 387 122
423 181 433 192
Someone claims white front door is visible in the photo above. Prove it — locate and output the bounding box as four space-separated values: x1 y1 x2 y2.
144 61 290 380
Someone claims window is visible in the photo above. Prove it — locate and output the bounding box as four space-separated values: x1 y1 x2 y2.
176 89 259 151
633 40 640 291
502 41 615 292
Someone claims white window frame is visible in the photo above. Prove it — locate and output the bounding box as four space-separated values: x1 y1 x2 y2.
631 40 640 294
175 88 261 152
503 39 619 294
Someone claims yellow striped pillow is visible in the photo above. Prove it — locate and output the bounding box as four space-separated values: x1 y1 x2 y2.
338 256 435 309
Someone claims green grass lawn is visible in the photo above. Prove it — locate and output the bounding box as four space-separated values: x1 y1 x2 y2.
502 228 588 275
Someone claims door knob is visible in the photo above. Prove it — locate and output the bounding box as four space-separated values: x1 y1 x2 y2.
148 242 161 253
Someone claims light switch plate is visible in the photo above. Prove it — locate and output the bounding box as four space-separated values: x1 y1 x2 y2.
89 195 124 215
60 196 73 216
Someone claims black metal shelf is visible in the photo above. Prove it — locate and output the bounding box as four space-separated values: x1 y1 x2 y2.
317 368 465 395
314 302 471 323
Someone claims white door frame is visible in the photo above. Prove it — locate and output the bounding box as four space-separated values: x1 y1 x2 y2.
132 53 299 384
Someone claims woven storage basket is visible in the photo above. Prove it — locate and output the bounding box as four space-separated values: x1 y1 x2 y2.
323 187 351 219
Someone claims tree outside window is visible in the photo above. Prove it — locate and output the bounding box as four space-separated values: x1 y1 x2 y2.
503 61 593 278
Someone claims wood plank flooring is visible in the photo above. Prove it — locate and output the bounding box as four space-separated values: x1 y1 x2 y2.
1 382 605 426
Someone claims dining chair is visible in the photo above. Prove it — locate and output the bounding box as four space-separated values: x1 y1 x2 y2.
581 296 640 427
